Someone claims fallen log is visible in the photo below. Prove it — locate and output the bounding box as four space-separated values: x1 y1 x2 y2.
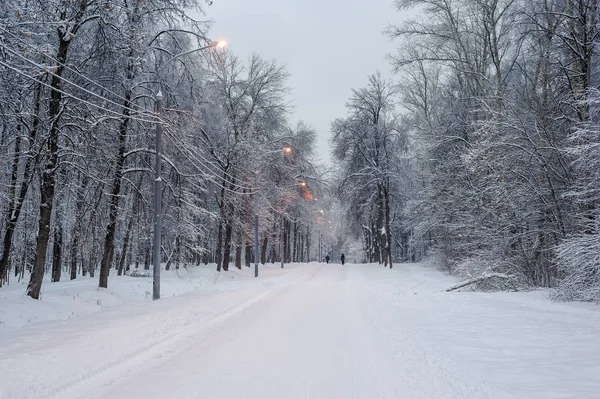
446 273 511 292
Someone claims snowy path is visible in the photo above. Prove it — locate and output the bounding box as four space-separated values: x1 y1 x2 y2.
1 263 600 399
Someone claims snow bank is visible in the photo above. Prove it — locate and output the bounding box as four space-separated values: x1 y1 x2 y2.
0 263 281 330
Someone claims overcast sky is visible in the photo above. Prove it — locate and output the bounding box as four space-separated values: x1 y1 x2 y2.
202 0 410 165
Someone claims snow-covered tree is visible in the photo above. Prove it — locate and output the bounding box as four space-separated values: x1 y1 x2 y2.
331 73 409 268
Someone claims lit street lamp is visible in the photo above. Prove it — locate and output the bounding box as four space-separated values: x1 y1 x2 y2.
153 40 226 300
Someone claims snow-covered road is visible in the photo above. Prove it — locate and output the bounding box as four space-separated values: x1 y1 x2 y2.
2 263 599 399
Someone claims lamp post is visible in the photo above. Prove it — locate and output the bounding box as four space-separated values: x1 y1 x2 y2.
318 209 324 262
280 212 284 268
319 229 322 262
253 172 259 278
152 90 163 300
152 40 226 300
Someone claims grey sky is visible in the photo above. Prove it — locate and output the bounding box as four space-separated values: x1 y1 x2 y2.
202 0 408 165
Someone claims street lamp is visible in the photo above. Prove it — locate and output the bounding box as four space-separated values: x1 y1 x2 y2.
160 41 226 67
153 90 164 301
253 171 259 277
153 39 226 300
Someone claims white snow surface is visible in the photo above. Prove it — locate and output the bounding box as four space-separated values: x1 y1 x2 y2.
1 261 599 399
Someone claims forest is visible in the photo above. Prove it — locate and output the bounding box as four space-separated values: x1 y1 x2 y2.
331 0 599 301
1 0 599 303
0 0 326 299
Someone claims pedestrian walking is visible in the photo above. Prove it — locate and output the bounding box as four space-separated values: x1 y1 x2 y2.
325 254 330 264
340 253 345 265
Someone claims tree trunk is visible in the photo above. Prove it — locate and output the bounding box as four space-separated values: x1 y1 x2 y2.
269 228 277 263
89 220 98 278
363 227 371 263
372 220 380 263
28 31 73 299
286 220 292 263
28 131 59 296
144 243 150 270
70 175 86 280
235 229 242 269
222 221 232 272
174 236 181 270
126 238 133 272
283 220 288 263
88 253 95 277
221 168 238 272
165 247 173 271
376 183 385 265
292 222 297 262
245 240 252 267
305 225 310 262
260 235 268 265
69 221 79 279
300 232 305 262
99 88 132 288
202 244 210 265
0 81 42 286
28 0 89 298
51 226 63 282
0 128 20 284
215 221 223 271
118 215 133 276
383 185 393 269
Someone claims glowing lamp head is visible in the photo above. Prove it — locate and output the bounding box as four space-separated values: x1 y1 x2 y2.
216 40 227 48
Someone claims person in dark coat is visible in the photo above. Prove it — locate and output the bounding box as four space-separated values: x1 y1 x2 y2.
325 254 330 264
340 253 345 265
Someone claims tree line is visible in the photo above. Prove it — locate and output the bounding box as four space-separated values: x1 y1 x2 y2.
0 0 325 298
331 0 600 301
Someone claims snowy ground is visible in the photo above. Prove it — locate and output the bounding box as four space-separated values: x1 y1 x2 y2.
0 265 236 330
1 261 599 399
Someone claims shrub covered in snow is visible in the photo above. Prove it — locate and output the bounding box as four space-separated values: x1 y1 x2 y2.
434 248 528 292
555 231 600 302
554 97 600 303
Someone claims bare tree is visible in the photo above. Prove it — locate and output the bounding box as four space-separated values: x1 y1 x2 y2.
331 73 407 268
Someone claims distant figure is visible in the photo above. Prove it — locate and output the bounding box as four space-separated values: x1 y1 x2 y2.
325 254 330 264
340 253 345 265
